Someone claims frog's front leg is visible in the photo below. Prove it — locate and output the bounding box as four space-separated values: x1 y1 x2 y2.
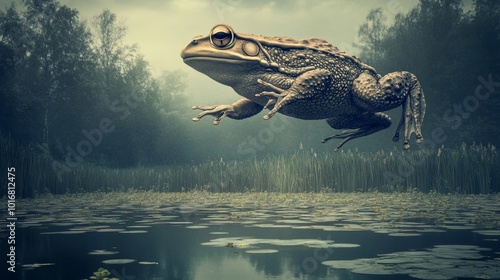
352 71 426 149
192 98 263 125
256 69 331 120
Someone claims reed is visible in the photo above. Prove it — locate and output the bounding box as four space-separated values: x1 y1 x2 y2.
1 136 498 197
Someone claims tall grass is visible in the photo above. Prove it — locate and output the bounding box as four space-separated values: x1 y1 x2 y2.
1 136 498 197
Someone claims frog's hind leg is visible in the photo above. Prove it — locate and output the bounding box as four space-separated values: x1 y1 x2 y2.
384 73 426 149
352 71 426 149
400 76 425 149
322 112 391 151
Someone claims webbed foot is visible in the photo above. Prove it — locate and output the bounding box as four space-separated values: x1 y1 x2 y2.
192 104 233 125
323 112 391 151
391 79 425 150
191 98 264 125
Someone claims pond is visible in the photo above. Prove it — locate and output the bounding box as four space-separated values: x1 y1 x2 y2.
2 192 500 280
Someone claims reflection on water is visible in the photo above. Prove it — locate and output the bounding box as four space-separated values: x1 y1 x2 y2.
1 192 499 280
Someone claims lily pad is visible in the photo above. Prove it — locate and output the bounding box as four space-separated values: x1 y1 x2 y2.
102 259 136 265
119 230 148 234
322 244 500 279
388 233 422 237
40 230 86 235
409 272 453 279
253 223 291 228
96 228 124 232
22 263 55 269
186 225 209 229
139 261 159 265
127 225 151 228
245 249 279 254
328 243 361 248
89 250 119 255
474 230 500 236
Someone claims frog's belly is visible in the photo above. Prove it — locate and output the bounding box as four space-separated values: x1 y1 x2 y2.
275 94 361 120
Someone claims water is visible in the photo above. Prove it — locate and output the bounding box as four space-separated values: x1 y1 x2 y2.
2 192 500 280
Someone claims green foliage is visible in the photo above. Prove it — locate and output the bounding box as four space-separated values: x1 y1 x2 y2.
1 136 498 197
88 268 118 280
356 0 500 146
355 8 387 64
1 0 498 194
0 1 188 167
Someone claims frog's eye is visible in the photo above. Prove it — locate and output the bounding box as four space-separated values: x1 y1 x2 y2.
210 24 235 49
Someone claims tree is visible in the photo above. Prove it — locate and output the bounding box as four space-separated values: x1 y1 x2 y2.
355 8 387 66
88 10 190 167
0 0 95 150
356 0 500 146
91 10 132 97
1 3 191 168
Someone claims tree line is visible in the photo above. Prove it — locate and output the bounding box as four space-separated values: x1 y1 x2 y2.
356 0 500 147
0 0 188 167
1 0 499 171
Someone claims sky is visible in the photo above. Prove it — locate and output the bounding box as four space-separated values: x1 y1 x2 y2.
59 0 420 75
0 0 422 104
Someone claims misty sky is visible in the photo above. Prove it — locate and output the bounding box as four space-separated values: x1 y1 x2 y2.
0 0 427 104
61 0 420 74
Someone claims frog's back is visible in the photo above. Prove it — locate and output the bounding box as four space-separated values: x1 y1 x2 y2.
242 33 377 75
251 35 372 118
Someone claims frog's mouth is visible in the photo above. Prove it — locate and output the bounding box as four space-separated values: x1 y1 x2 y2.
182 54 262 64
183 56 263 86
183 56 262 73
183 56 248 63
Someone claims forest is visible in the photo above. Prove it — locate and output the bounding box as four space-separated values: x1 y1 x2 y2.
1 0 499 196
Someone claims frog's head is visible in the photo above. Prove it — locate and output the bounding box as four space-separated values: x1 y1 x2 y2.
181 24 273 86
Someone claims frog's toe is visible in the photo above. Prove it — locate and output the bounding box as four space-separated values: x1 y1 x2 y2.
396 72 426 149
263 113 273 120
403 141 410 150
192 104 232 124
323 113 392 151
256 91 286 100
263 99 276 109
322 129 360 151
192 105 217 110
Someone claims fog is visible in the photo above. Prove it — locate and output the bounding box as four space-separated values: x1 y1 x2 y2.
1 0 494 169
7 0 422 106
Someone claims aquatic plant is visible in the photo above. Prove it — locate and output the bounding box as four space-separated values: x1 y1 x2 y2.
88 267 118 280
1 135 499 197
11 191 500 235
82 206 94 221
14 191 500 279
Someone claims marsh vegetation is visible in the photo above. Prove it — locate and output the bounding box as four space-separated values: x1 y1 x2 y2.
1 135 498 197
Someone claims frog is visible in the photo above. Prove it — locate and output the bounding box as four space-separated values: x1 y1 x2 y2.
180 24 425 150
